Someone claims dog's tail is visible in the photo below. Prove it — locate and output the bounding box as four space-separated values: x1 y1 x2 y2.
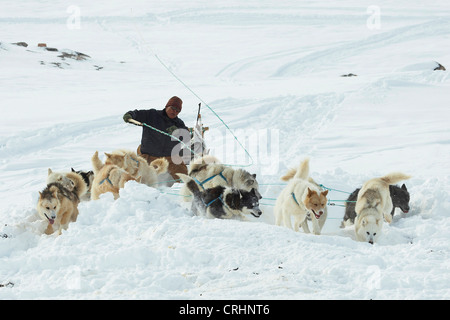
65 171 88 200
355 189 382 214
177 173 201 197
281 158 310 181
91 151 104 175
150 158 169 175
380 172 411 185
191 154 221 165
280 168 296 181
188 162 207 175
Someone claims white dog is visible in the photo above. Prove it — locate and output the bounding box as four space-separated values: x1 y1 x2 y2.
355 172 411 244
275 158 328 235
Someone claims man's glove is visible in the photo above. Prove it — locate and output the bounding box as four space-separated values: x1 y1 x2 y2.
123 113 132 123
166 125 178 135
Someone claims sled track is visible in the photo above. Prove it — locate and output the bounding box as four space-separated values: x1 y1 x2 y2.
0 115 124 167
274 19 450 77
217 19 450 79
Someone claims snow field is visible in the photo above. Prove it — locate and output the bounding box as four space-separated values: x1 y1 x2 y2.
1 0 449 300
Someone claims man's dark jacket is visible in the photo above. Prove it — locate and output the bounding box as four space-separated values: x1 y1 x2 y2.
126 108 189 157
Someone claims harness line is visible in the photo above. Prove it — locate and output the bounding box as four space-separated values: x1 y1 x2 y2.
121 24 355 216
192 171 228 190
202 194 225 208
319 184 352 194
128 29 254 168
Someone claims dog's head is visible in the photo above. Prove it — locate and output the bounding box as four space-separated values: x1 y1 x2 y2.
226 188 262 218
356 213 382 244
236 170 262 199
37 187 60 225
390 184 410 213
304 188 328 219
47 168 75 191
104 152 124 166
105 153 139 174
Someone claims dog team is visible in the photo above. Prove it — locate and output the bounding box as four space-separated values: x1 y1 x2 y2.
37 149 169 235
274 158 410 244
37 152 411 244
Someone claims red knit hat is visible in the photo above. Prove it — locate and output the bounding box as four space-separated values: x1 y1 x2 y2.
165 96 183 111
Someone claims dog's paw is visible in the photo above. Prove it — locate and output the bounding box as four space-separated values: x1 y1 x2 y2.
384 214 393 224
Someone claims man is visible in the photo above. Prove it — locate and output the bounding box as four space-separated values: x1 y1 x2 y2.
123 96 191 185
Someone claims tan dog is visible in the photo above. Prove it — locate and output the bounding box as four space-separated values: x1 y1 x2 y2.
37 182 80 235
47 168 88 201
105 149 169 187
91 151 140 200
355 172 411 244
275 158 328 234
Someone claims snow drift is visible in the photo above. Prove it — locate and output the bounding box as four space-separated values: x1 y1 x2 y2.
0 0 449 300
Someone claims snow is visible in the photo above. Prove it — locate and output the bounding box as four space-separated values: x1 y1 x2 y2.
1 0 450 300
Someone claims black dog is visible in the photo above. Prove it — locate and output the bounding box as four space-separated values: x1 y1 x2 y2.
178 173 262 220
71 168 94 201
71 168 94 189
341 184 410 227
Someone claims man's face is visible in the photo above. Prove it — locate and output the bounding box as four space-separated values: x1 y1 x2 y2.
166 105 181 119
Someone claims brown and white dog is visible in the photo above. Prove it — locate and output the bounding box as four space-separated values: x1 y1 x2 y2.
275 158 328 235
37 182 81 235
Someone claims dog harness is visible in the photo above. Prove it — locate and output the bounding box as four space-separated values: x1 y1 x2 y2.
202 194 225 208
193 171 228 190
291 192 300 206
99 177 113 186
291 192 320 220
99 167 114 186
201 194 232 214
292 192 311 217
99 157 141 186
130 157 140 166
